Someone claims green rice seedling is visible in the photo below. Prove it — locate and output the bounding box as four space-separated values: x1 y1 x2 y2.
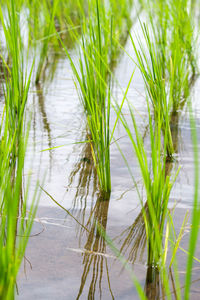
117 96 180 270
0 111 39 299
145 0 197 109
133 1 198 161
64 0 112 196
0 0 39 297
0 0 33 137
63 0 136 195
130 0 198 155
130 23 174 158
110 78 200 298
117 105 199 299
164 0 197 112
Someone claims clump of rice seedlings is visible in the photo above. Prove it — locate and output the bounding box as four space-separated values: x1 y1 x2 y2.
130 23 174 158
117 97 180 270
0 110 38 299
169 3 197 110
64 0 137 195
147 0 197 106
64 0 112 196
111 104 200 299
155 0 197 110
131 0 198 156
1 0 137 85
0 1 31 138
0 0 39 297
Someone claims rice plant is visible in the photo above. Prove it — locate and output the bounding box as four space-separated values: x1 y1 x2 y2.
110 101 199 299
130 0 198 157
64 0 112 196
130 23 174 158
0 109 38 299
0 0 199 299
0 0 39 297
117 98 180 269
150 0 197 111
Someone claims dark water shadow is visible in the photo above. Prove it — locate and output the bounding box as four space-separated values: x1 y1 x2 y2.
67 132 98 234
76 194 114 300
144 266 162 300
35 82 53 175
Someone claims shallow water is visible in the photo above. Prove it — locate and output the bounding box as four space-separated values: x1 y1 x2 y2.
16 18 200 300
18 206 200 300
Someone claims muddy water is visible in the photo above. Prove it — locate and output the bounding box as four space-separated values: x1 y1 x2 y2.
17 22 200 299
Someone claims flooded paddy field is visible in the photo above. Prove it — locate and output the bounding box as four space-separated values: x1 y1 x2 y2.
18 39 200 298
1 0 200 299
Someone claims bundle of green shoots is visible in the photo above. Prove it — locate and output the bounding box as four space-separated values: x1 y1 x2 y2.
0 0 39 298
64 0 112 196
130 0 197 157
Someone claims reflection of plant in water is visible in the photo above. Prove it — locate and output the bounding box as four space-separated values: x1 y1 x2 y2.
35 82 53 175
118 205 147 265
36 83 52 147
36 51 61 85
67 132 98 231
68 132 113 298
76 195 114 300
67 132 113 299
169 74 198 155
